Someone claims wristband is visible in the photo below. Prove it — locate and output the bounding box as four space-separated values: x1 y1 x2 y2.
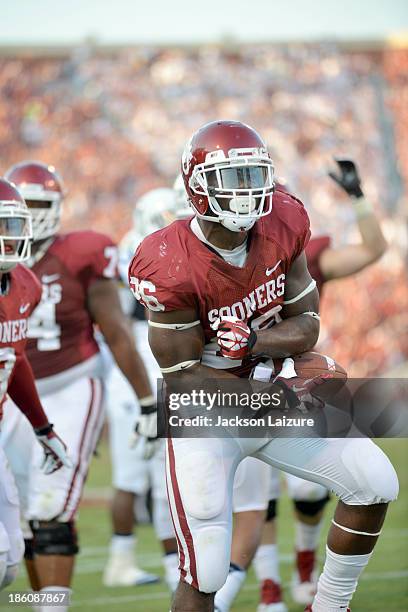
34 423 53 436
354 197 373 219
139 395 156 414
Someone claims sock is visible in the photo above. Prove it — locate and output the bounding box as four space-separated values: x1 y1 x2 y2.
214 563 247 612
295 519 324 552
312 546 372 611
110 534 135 556
253 544 281 584
39 586 71 612
163 552 179 592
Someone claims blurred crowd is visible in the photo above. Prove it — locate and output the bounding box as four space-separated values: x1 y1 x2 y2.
0 42 407 375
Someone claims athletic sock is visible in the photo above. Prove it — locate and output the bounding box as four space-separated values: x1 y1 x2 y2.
295 519 324 552
163 552 179 592
253 544 281 583
39 586 71 612
214 563 247 612
109 533 135 556
312 546 372 611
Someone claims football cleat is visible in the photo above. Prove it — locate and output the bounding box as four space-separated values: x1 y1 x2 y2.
103 556 160 587
257 579 288 612
291 550 318 605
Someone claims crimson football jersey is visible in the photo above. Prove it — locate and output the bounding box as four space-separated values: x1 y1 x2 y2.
129 191 310 372
0 265 42 411
305 235 331 294
26 231 118 380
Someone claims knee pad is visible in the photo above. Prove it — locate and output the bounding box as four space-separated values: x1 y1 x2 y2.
24 538 34 561
1 564 19 589
153 497 175 541
30 521 79 556
265 499 278 522
341 440 399 505
177 451 225 520
194 526 230 593
294 494 330 516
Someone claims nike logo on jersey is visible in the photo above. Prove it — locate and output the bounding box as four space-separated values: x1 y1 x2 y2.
41 273 60 283
19 303 30 314
266 260 281 276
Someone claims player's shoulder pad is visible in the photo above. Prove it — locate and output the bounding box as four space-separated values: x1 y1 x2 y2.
129 221 192 292
56 230 116 254
14 264 42 303
262 190 310 261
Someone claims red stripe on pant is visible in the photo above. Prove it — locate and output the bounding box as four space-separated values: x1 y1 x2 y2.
165 443 186 582
60 379 96 518
168 437 198 589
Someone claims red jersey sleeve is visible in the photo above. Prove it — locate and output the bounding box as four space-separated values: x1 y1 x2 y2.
128 232 197 313
305 235 331 293
63 231 119 291
8 353 49 429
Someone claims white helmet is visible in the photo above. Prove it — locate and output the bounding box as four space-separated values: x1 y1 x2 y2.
0 179 32 272
132 188 181 239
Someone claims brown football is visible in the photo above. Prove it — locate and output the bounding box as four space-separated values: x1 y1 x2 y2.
291 351 347 401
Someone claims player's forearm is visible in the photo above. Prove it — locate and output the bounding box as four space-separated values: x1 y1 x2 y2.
8 354 49 430
355 200 387 261
252 315 319 358
106 323 153 400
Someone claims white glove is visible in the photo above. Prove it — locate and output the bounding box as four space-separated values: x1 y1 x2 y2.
131 411 160 460
35 425 73 475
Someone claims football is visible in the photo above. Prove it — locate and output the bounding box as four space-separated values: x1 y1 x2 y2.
275 351 348 403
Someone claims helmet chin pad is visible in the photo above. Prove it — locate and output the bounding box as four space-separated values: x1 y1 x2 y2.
220 217 256 232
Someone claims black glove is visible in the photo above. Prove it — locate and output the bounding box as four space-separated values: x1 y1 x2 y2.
328 158 364 198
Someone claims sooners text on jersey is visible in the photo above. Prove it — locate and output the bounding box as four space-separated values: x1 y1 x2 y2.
0 264 42 400
129 190 310 372
26 231 118 380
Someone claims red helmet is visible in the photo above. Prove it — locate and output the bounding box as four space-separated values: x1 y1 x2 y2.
181 120 274 232
5 161 65 241
0 179 32 271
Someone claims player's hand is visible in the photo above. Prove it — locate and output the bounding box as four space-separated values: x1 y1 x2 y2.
131 409 160 460
35 424 73 475
213 316 257 360
328 158 364 198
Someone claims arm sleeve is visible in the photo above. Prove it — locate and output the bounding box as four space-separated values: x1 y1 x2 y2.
8 353 49 430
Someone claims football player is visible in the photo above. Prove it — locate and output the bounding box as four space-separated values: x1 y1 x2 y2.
104 188 183 590
0 179 70 591
1 162 156 610
254 164 388 610
129 120 398 612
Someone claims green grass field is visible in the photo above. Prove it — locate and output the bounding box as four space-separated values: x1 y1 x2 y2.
6 439 408 612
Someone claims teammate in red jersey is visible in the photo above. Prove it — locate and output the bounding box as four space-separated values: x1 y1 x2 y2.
129 121 398 612
0 179 70 592
1 162 155 608
254 164 389 611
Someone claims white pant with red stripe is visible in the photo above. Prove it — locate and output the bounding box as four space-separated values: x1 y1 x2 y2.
166 435 398 593
0 447 24 569
0 376 104 523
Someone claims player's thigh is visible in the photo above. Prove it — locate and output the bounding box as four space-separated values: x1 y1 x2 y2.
253 437 398 505
27 376 105 522
285 472 328 501
166 436 242 592
0 449 24 567
233 456 270 513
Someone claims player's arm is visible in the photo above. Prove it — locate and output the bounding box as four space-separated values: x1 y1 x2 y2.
319 159 387 280
251 251 320 358
148 308 238 382
7 353 71 473
87 278 154 404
